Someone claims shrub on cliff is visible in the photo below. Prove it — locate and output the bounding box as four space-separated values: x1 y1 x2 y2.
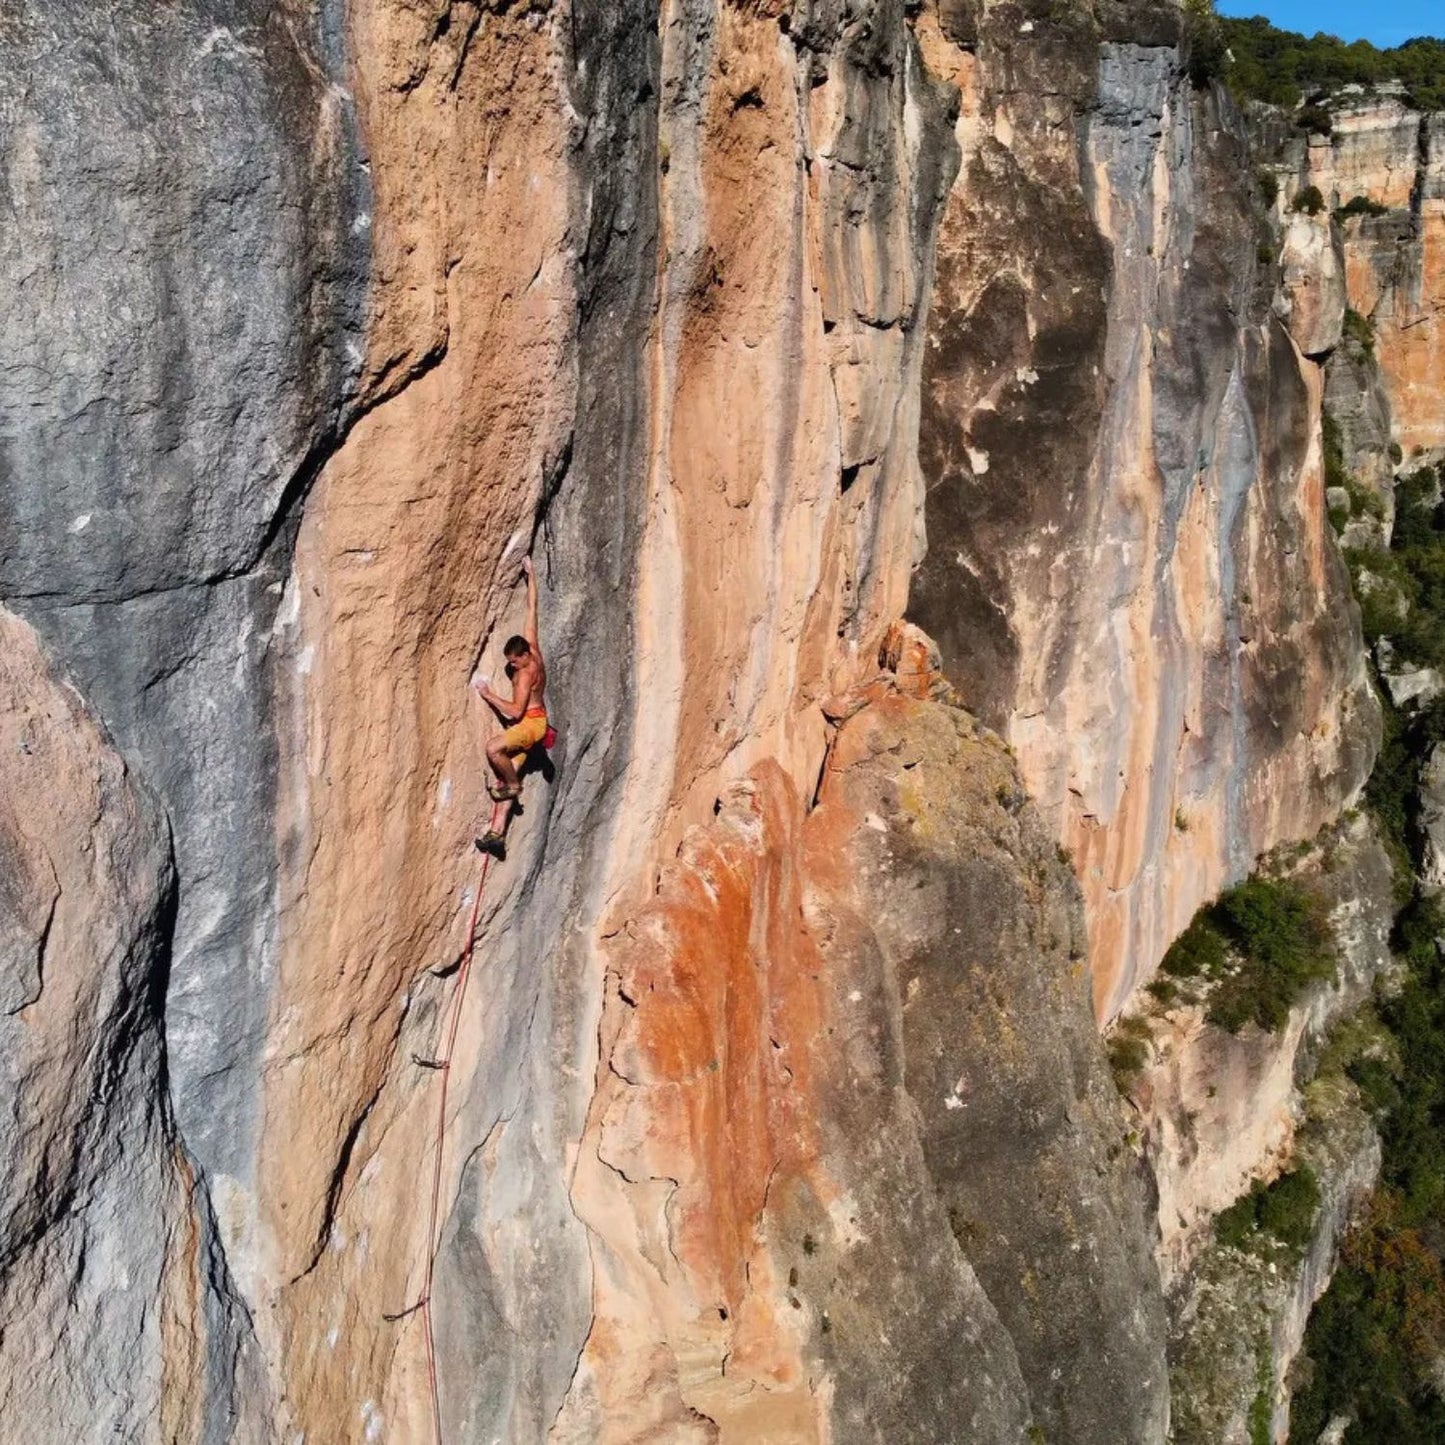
1159 876 1337 1031
1290 184 1325 215
1363 688 1418 885
1107 1015 1155 1090
1378 894 1445 1222
1183 0 1227 89
1391 466 1443 549
1208 879 1337 1031
1159 912 1228 982
1289 719 1445 1437
1297 455 1445 1436
1348 464 1445 669
1214 1165 1322 1256
1344 548 1411 641
1292 1188 1445 1443
1342 306 1377 354
1322 408 1349 493
1359 681 1445 900
1338 195 1391 221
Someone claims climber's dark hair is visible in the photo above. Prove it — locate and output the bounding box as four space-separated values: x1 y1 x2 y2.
503 635 531 660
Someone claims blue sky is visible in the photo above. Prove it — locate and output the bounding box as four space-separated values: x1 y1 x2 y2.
1216 0 1441 48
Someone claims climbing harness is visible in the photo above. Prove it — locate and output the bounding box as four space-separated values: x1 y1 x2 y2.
405 796 505 1445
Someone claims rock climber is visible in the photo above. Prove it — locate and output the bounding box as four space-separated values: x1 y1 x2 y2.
472 556 548 859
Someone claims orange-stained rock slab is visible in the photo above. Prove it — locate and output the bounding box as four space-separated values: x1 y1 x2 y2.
562 689 1168 1444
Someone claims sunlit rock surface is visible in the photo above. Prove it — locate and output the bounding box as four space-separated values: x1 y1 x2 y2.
1128 814 1395 1284
912 14 1377 1016
1264 98 1445 460
1116 814 1395 1442
1 0 1432 1439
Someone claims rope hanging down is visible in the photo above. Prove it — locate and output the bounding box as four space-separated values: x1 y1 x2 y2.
415 796 504 1445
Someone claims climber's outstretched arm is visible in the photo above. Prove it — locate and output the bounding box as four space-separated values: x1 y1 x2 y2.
470 554 540 720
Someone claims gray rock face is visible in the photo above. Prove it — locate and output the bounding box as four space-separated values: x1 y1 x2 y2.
1325 330 1396 536
0 0 367 1245
1276 208 1348 358
1376 638 1445 710
0 608 269 1443
913 2 1113 729
0 0 366 603
813 697 1171 1443
0 1 367 1432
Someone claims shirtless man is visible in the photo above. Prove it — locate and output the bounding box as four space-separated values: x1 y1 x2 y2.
473 556 548 858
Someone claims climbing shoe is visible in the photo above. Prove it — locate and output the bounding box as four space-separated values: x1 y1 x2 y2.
475 830 506 860
487 781 521 802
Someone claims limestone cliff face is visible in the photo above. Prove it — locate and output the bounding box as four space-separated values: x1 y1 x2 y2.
0 612 251 1442
1117 813 1395 1445
265 8 974 1440
911 7 1378 1018
0 1 1403 1442
558 638 1166 1443
1265 97 1445 464
1126 815 1394 1288
1 2 364 1433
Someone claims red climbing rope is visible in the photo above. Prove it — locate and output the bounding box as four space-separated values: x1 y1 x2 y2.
420 798 503 1445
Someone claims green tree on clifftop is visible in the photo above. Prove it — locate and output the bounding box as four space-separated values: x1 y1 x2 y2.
1220 17 1445 111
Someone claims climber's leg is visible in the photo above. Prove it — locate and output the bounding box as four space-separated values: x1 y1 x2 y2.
475 794 512 859
480 743 536 854
479 722 544 856
485 733 522 801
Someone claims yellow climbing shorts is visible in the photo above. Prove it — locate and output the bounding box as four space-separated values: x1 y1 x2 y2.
500 710 548 761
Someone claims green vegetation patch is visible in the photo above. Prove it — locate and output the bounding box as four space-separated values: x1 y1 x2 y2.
1346 470 1445 889
1216 1166 1322 1257
1159 877 1337 1032
1323 409 1387 530
1342 306 1377 354
1295 102 1333 136
1322 409 1386 524
1323 409 1349 492
1247 1345 1274 1445
1217 15 1445 112
1107 1015 1154 1090
1291 947 1445 1445
1343 464 1445 668
1291 460 1445 1436
1338 195 1391 222
1291 1198 1445 1443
